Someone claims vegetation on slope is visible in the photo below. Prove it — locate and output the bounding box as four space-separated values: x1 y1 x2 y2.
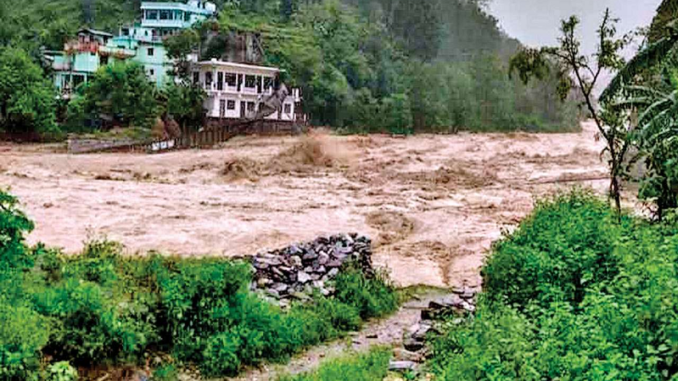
0 190 398 379
1 0 581 138
428 190 678 380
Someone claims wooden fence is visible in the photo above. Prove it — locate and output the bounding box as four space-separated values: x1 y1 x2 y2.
68 119 303 154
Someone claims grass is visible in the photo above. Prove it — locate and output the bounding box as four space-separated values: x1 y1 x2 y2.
278 347 392 381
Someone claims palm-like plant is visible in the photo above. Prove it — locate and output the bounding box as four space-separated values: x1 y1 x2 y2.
601 5 678 218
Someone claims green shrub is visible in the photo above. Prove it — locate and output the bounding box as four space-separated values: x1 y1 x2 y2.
334 266 399 319
46 361 78 381
0 303 50 380
152 364 178 381
428 190 678 380
279 347 391 381
482 190 625 309
0 191 35 273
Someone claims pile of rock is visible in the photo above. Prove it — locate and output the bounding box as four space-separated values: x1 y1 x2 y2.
403 287 479 353
250 233 373 302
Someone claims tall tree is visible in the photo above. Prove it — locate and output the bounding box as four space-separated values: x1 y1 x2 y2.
511 10 630 215
0 47 58 140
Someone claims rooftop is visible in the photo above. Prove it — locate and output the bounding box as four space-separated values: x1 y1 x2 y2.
140 1 215 15
196 60 283 74
77 28 114 38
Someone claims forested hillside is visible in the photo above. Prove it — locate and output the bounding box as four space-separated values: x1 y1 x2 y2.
0 0 580 136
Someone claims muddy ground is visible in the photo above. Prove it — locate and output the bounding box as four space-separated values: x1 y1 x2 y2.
0 123 609 288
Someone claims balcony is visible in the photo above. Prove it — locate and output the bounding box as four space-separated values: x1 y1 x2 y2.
141 19 189 29
99 46 137 58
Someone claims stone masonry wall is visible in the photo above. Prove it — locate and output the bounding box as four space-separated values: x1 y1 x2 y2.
250 233 373 304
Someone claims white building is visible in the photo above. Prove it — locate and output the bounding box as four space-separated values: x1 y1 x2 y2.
193 59 301 122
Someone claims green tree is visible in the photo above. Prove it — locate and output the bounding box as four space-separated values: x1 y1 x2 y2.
511 10 630 216
164 28 201 80
0 47 58 139
72 61 160 129
164 81 206 131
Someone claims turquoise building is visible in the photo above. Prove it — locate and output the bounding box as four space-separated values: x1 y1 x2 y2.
46 0 216 96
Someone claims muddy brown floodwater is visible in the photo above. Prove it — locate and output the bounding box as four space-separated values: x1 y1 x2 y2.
0 123 609 289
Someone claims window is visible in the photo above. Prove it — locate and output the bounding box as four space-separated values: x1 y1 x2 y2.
219 100 226 118
149 69 155 76
147 48 154 56
247 102 256 112
227 100 236 110
160 10 170 20
122 28 129 36
217 72 223 91
184 12 190 21
90 52 96 56
245 75 256 88
264 77 273 90
284 104 292 114
100 55 109 66
147 10 158 20
205 71 213 89
73 75 85 88
193 72 200 84
225 73 236 87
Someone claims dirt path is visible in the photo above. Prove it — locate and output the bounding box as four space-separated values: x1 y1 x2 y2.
225 291 444 381
0 123 610 288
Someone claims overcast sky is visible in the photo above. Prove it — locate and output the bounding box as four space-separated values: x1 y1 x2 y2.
488 0 662 54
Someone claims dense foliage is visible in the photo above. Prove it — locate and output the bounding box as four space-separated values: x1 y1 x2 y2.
0 47 58 140
428 191 678 380
67 62 160 129
213 0 580 132
1 0 581 137
0 190 398 379
597 0 678 220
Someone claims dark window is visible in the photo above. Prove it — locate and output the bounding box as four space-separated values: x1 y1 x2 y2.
160 10 170 20
217 72 223 91
193 72 200 84
148 48 154 56
205 71 213 88
227 100 236 110
149 69 155 76
264 77 273 89
90 52 96 56
245 75 256 88
185 12 190 21
219 100 226 117
100 55 109 65
247 102 255 112
284 104 292 114
73 75 85 88
122 28 129 36
147 10 158 20
225 73 236 87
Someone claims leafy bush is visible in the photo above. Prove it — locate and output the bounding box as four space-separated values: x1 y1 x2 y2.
46 361 78 381
68 62 160 129
482 190 625 309
151 364 178 381
0 303 50 380
0 47 58 140
279 347 391 381
0 190 35 273
334 266 399 320
429 190 678 380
